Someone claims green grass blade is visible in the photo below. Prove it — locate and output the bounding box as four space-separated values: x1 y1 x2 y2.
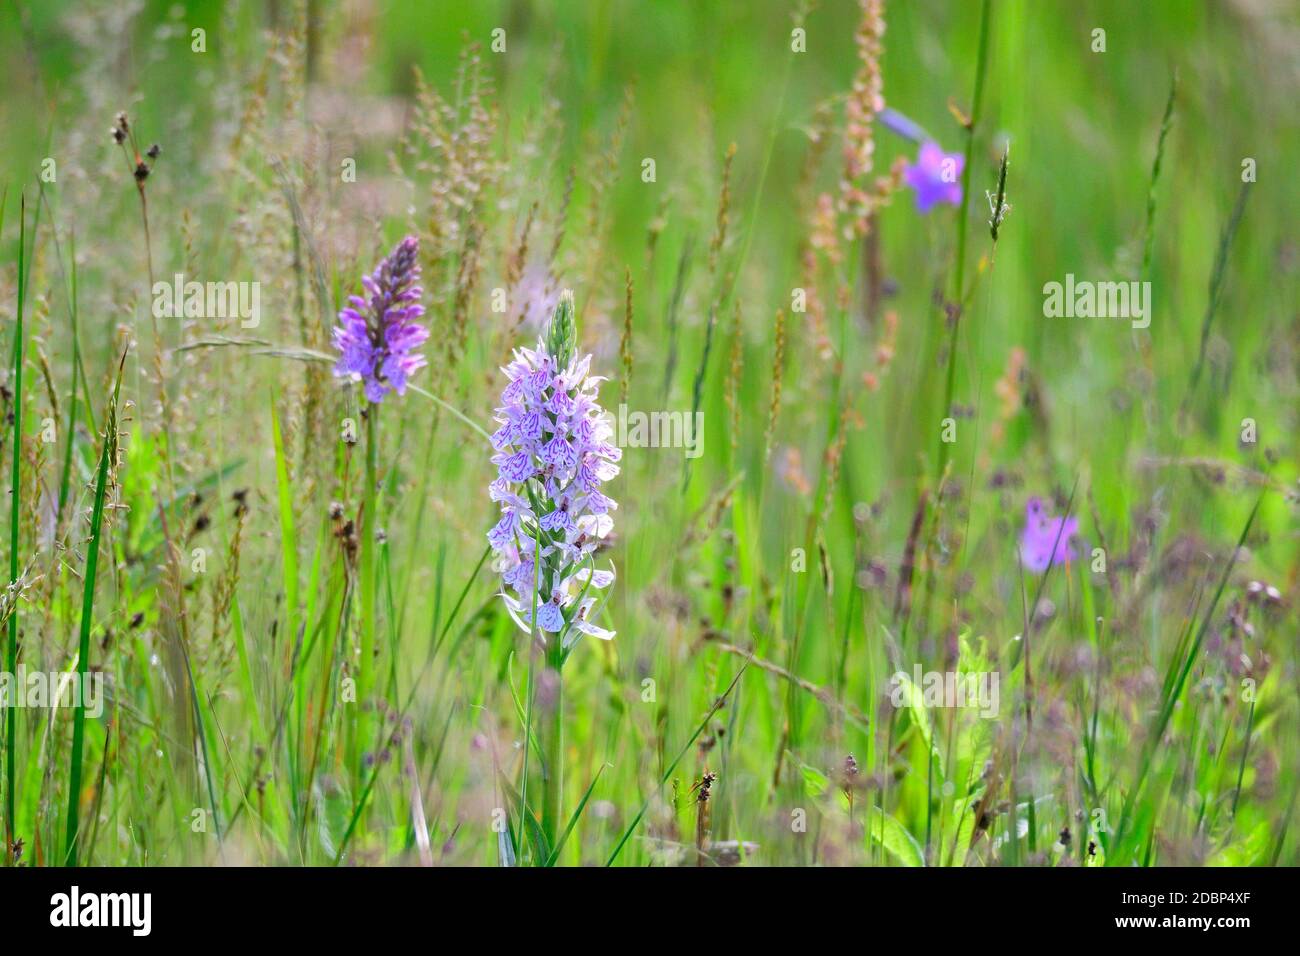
545 763 607 866
1140 70 1178 279
64 349 126 867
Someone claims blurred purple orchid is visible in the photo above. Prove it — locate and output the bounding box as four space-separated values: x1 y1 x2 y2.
904 141 964 214
332 236 427 403
1019 497 1079 573
877 109 964 214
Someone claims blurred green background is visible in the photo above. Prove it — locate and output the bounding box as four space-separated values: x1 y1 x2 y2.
6 0 1294 480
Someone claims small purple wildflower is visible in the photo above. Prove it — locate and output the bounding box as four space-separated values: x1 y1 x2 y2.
1019 497 1079 573
332 236 427 403
904 141 964 214
489 291 619 649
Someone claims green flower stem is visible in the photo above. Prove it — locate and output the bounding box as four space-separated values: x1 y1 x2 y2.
357 408 379 778
541 640 564 851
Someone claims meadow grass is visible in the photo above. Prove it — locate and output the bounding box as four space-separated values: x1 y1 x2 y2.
0 0 1295 868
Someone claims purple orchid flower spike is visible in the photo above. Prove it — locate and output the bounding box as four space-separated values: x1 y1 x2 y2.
332 236 428 403
1019 497 1080 573
904 141 964 214
488 290 620 652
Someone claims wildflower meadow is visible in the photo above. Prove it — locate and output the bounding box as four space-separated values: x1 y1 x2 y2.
0 0 1296 906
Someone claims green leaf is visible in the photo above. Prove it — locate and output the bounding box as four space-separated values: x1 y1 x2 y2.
316 778 353 861
497 821 517 868
868 807 925 866
498 773 550 865
798 760 850 813
1208 822 1269 866
545 764 608 866
948 789 983 868
800 763 829 798
504 652 544 762
891 669 943 776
